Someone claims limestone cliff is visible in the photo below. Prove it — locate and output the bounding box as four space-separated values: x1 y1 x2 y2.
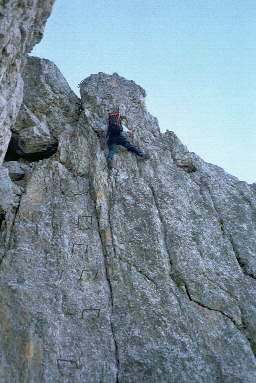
0 0 55 164
0 56 256 382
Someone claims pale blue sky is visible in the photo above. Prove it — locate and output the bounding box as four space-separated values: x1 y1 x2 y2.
32 0 256 183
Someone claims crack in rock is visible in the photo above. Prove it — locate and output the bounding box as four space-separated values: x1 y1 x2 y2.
90 180 120 383
184 282 242 330
183 282 256 357
118 256 157 288
148 184 173 269
229 234 256 281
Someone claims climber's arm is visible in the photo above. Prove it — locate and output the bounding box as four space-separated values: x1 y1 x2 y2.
94 125 107 136
121 116 133 135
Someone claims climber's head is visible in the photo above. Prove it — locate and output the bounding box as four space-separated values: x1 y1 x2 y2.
108 111 122 126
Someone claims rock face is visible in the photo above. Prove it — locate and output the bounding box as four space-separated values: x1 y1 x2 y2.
0 0 55 164
7 56 80 160
0 60 256 382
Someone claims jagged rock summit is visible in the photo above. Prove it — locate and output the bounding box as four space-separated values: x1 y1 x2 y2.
0 56 256 382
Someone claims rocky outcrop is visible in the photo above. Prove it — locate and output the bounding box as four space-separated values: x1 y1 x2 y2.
0 0 55 164
0 61 256 382
6 56 80 161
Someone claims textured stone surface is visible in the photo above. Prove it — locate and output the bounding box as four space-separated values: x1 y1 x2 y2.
3 160 25 181
9 56 80 158
0 64 256 382
0 0 55 164
0 166 22 263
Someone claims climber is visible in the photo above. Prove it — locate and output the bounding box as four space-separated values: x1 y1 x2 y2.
98 111 149 167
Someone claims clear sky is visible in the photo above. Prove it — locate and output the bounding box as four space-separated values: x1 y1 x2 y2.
32 0 256 184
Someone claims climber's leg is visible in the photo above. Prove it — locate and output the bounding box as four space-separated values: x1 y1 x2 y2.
107 140 117 160
118 136 144 157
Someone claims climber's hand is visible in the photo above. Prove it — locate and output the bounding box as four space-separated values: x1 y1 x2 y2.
96 129 105 136
127 130 133 135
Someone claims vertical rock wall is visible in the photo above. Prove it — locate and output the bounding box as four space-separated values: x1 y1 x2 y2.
0 0 55 164
0 60 256 382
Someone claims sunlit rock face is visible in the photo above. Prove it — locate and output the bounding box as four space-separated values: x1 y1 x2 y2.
0 0 55 164
0 58 256 382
